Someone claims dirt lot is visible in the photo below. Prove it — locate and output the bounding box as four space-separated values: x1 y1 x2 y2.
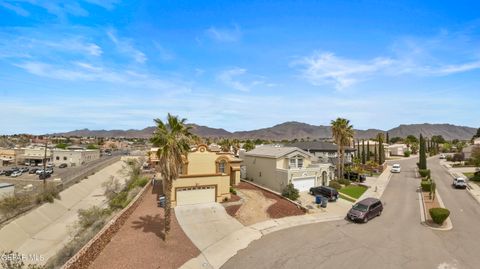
224 182 304 225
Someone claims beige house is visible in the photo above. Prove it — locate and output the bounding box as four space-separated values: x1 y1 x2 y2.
474 138 480 145
149 144 242 207
242 146 333 193
23 147 53 166
389 144 408 156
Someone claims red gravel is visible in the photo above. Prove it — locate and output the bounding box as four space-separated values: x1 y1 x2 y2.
225 194 242 203
237 182 304 219
225 204 242 217
89 185 200 269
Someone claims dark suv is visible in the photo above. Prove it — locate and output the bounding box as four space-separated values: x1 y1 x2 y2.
309 186 339 201
347 198 383 223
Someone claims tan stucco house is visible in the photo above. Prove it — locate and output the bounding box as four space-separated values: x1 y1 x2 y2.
149 144 242 207
242 146 334 193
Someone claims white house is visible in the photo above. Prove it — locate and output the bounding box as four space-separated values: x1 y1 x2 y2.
243 146 334 193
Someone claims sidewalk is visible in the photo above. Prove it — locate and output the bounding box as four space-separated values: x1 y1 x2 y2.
359 166 392 200
180 168 394 269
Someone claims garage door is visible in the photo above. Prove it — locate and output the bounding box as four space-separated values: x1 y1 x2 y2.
292 177 315 192
176 186 216 206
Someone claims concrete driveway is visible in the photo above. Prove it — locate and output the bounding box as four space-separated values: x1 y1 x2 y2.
175 203 244 251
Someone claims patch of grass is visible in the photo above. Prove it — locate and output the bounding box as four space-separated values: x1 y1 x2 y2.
338 185 368 199
339 193 356 203
463 172 474 179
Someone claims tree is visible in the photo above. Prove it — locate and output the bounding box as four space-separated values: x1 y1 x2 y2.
366 140 371 161
419 134 427 170
405 135 418 147
374 143 378 163
377 133 385 164
410 142 419 154
151 114 194 239
361 139 366 165
390 136 403 144
472 128 480 140
331 118 355 179
386 132 390 145
431 135 446 144
243 140 255 151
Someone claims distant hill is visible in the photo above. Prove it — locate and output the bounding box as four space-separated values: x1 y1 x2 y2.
50 122 477 141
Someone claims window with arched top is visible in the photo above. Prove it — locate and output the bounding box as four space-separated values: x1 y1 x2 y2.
218 160 226 174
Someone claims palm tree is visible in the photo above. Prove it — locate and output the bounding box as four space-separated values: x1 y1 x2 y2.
331 118 355 179
151 113 194 239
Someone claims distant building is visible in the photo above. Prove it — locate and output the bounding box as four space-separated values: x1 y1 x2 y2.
474 137 480 145
389 144 408 156
0 148 24 166
52 149 100 167
23 147 53 166
288 141 356 164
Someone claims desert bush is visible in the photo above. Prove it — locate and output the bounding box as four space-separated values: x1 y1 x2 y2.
109 191 129 209
429 208 450 225
127 186 142 202
102 176 122 200
0 195 30 217
35 185 60 204
328 181 342 190
77 206 111 230
282 183 300 200
230 187 237 195
404 150 411 157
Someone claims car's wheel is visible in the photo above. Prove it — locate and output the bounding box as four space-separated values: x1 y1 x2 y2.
363 216 369 223
377 210 382 216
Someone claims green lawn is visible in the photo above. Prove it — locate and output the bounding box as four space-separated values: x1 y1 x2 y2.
464 172 474 179
338 185 368 199
339 193 356 203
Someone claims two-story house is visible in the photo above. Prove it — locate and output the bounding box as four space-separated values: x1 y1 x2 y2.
242 146 333 193
288 141 356 164
149 144 242 207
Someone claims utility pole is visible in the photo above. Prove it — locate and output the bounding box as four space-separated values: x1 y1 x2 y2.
43 137 48 189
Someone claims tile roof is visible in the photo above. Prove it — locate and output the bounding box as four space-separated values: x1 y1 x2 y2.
244 146 312 158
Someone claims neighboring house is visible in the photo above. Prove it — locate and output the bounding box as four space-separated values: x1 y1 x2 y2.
389 144 408 156
52 149 101 167
288 141 356 164
463 145 480 160
243 146 333 193
149 144 242 207
474 138 480 145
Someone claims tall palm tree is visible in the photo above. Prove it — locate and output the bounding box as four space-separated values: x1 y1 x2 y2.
331 118 355 179
151 113 194 239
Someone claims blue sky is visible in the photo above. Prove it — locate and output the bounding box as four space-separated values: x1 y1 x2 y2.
1 0 480 134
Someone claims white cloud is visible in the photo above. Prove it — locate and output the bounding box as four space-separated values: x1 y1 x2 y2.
0 1 29 16
0 0 119 17
217 68 250 92
206 25 242 42
295 52 393 90
107 30 147 63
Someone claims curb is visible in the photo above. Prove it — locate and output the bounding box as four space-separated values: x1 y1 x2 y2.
418 187 452 231
180 213 345 269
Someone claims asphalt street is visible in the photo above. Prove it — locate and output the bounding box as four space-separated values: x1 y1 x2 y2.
222 157 480 269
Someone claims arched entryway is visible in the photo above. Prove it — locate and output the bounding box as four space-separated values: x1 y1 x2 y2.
322 171 328 186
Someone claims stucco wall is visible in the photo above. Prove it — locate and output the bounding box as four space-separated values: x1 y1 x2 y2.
244 156 284 192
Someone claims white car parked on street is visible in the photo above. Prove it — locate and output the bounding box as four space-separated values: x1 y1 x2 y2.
11 171 22 177
453 177 467 189
391 164 401 173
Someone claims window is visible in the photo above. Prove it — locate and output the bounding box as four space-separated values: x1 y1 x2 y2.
63 157 67 161
297 158 303 168
289 157 304 169
219 160 226 173
56 156 60 160
289 158 296 168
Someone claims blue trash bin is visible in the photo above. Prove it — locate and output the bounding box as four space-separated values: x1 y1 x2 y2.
315 195 322 204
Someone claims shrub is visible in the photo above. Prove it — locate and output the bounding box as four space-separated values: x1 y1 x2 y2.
328 181 342 190
77 206 111 230
470 174 480 182
421 181 432 192
35 186 60 204
0 195 30 217
419 169 431 178
404 150 411 157
102 176 122 200
429 208 450 225
282 183 300 200
230 187 237 195
109 191 129 209
338 178 351 186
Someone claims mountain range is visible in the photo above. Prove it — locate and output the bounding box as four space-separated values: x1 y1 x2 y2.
51 122 477 141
